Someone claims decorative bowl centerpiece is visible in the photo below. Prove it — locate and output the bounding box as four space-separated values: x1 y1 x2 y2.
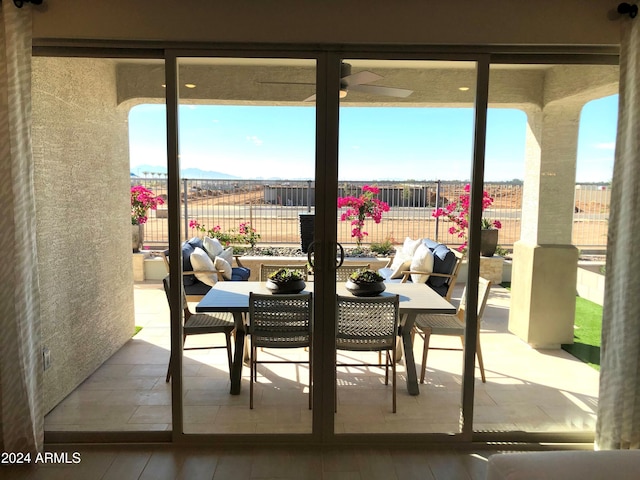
265 268 306 294
345 268 386 297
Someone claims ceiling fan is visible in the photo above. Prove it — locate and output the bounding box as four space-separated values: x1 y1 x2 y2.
259 62 413 102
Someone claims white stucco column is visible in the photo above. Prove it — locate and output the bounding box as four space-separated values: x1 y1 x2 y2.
508 102 582 348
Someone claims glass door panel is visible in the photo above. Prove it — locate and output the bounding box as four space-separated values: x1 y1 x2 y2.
175 57 316 434
335 59 477 434
474 63 618 435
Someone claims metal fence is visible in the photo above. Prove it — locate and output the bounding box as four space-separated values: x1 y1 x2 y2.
131 178 609 252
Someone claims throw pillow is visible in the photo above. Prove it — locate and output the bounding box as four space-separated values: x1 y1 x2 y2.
180 243 196 286
202 236 224 260
219 246 234 265
410 243 435 284
389 256 412 279
189 247 218 286
388 236 422 279
430 244 457 287
214 256 233 280
402 236 423 256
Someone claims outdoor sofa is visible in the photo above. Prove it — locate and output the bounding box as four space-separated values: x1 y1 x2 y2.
378 237 463 301
162 237 251 299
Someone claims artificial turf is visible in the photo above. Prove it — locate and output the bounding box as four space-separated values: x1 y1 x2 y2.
501 283 602 371
561 296 603 371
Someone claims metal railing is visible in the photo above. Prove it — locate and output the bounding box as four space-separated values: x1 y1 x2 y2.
131 178 609 252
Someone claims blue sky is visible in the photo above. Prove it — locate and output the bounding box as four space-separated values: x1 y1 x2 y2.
129 94 617 182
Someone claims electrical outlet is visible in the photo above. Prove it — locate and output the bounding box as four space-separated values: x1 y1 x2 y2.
43 347 51 370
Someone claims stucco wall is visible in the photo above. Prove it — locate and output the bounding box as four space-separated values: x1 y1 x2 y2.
32 57 134 413
576 265 606 306
31 0 620 47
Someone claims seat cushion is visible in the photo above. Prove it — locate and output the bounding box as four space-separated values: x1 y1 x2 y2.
231 267 251 281
422 238 440 251
378 267 403 283
183 280 212 297
426 282 448 297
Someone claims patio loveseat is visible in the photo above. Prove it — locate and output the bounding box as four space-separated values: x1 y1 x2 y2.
378 237 463 301
162 237 250 299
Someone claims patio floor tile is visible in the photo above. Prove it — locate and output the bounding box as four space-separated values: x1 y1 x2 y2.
44 281 599 436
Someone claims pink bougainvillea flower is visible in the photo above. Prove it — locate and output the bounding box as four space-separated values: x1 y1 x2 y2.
337 185 390 247
131 185 164 226
431 183 501 253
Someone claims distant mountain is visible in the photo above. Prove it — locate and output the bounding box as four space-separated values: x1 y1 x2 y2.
131 165 239 179
181 167 239 179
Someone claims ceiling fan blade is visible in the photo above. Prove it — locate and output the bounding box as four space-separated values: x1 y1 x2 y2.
348 84 413 98
342 70 383 86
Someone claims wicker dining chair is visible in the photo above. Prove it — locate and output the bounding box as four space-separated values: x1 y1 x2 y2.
335 264 371 282
248 292 313 409
162 276 235 383
335 294 400 413
413 277 492 384
259 264 309 282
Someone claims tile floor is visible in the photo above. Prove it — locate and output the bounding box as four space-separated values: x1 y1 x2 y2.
44 281 600 435
1 444 500 480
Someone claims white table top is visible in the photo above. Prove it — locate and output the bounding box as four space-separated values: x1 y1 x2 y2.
196 281 456 316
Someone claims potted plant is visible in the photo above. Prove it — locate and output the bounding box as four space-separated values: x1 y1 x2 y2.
131 185 164 252
345 268 386 297
480 217 502 257
265 268 306 294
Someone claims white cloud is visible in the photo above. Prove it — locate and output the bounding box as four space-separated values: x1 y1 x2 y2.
246 135 263 146
594 142 615 150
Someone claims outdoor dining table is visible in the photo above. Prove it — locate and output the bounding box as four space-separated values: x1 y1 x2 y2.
196 281 456 396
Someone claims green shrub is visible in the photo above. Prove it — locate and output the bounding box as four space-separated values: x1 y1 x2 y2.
268 268 304 284
349 269 385 284
370 238 395 256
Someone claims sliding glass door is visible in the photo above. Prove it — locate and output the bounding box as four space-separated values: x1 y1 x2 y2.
334 58 480 435
163 52 489 441
163 50 617 444
169 56 318 435
33 40 618 446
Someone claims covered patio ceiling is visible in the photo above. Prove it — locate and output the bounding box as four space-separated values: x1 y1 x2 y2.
115 58 619 109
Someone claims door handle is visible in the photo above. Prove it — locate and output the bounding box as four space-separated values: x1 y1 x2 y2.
336 242 345 268
308 241 345 272
307 241 315 271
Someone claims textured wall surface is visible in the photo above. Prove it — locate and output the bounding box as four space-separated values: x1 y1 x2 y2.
31 57 134 413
